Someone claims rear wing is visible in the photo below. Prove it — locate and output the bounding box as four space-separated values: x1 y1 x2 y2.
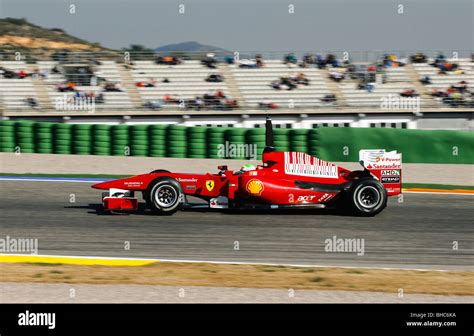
359 149 402 196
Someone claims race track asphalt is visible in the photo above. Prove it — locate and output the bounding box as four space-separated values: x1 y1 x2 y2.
0 180 473 271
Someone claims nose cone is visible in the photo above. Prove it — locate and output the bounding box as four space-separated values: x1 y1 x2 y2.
92 180 114 190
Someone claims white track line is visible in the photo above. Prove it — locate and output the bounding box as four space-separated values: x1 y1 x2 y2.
403 191 474 196
1 253 467 272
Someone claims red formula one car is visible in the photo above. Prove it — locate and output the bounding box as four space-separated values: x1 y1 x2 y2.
92 118 402 216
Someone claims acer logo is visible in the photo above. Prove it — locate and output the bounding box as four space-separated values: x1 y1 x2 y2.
298 195 316 202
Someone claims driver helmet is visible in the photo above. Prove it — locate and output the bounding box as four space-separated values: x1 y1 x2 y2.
240 164 256 172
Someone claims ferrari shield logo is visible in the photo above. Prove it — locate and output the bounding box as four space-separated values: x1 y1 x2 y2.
206 180 215 191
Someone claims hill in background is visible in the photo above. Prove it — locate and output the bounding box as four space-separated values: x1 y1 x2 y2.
156 41 230 54
0 17 111 56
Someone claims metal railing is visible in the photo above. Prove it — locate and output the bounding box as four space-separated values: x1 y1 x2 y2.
0 50 472 63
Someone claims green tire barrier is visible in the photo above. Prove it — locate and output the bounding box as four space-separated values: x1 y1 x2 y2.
225 129 248 159
187 127 207 158
149 125 167 157
0 121 17 152
92 124 112 156
72 124 92 155
289 129 309 153
13 121 35 154
207 127 228 159
111 125 130 156
35 122 54 154
53 123 73 154
166 125 187 158
1 121 472 164
129 125 149 157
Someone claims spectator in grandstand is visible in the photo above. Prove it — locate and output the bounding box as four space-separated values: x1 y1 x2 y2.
206 74 224 82
155 54 163 64
271 76 297 90
255 54 264 68
315 54 326 69
18 69 28 78
24 97 38 109
400 89 419 97
145 78 157 88
431 89 447 98
163 94 181 104
259 99 278 109
329 70 345 82
57 82 76 92
32 68 42 79
433 53 446 66
383 54 406 67
156 55 182 66
224 55 235 64
366 82 375 93
103 82 123 92
411 53 427 63
201 53 218 69
301 54 315 68
143 99 164 110
325 54 339 68
224 99 239 110
455 81 469 93
0 67 15 78
195 97 204 110
162 78 170 83
216 90 226 98
283 53 298 65
420 75 432 85
95 93 105 104
321 94 337 104
295 73 310 85
443 92 464 107
239 59 258 68
51 65 61 74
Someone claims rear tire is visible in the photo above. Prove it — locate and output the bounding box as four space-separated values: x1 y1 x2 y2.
146 177 184 215
346 178 387 216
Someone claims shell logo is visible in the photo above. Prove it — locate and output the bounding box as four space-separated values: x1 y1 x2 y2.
246 179 264 196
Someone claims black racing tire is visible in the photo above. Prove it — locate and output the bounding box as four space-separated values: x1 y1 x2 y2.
146 177 184 215
150 169 171 174
346 178 387 217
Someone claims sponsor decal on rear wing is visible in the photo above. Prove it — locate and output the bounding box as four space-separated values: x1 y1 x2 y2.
359 149 402 170
359 149 402 196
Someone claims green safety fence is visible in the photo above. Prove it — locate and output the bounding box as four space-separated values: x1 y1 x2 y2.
0 121 472 164
309 127 474 164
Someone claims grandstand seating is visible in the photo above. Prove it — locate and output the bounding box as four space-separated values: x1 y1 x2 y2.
0 61 39 109
130 60 231 107
412 59 473 88
34 60 133 109
230 60 331 108
0 56 472 113
339 66 423 107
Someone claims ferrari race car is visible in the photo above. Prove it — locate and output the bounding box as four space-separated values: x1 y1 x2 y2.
92 118 402 216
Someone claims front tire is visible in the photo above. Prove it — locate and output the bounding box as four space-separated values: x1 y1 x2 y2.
347 178 387 216
146 177 184 215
